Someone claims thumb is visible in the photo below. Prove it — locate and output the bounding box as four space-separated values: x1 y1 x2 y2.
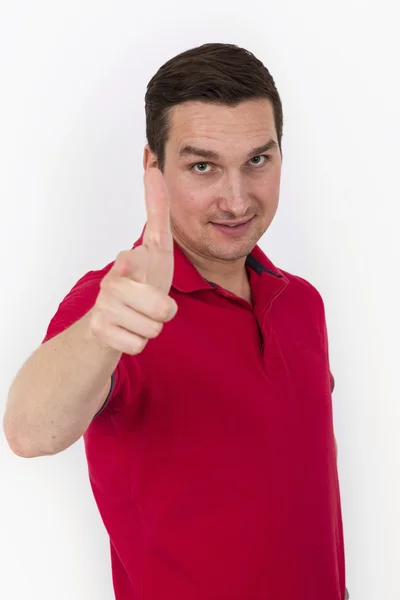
143 167 173 252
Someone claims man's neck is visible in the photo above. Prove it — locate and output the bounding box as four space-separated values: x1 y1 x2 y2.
177 241 252 304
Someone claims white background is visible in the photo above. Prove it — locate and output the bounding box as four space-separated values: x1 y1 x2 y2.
1 1 399 598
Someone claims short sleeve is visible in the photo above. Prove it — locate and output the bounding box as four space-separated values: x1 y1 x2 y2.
41 269 108 344
41 264 141 413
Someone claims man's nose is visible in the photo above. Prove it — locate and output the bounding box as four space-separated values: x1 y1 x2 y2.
218 173 251 216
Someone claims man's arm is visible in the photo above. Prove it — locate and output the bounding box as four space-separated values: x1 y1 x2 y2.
3 168 178 459
3 310 122 458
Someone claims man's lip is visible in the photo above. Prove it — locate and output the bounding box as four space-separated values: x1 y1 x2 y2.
210 217 254 226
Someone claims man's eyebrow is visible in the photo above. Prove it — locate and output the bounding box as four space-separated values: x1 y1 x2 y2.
178 145 219 160
178 139 278 161
248 139 278 157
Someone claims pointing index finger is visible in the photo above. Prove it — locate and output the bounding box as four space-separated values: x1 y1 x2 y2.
143 168 173 252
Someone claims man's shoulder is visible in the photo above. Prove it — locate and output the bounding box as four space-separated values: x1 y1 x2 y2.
276 267 328 321
251 246 324 302
68 262 114 290
41 260 116 345
280 268 324 299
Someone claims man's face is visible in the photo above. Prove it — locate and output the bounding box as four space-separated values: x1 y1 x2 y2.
146 99 282 262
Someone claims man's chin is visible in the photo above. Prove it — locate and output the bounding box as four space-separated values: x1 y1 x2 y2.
206 238 258 262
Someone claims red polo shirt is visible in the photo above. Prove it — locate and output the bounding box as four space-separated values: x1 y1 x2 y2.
42 231 347 600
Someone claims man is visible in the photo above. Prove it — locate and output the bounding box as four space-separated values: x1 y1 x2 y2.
4 43 348 599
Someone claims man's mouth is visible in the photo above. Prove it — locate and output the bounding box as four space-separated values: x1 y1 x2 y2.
210 217 254 236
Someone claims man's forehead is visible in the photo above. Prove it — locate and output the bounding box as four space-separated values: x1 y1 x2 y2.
169 98 274 128
167 100 277 153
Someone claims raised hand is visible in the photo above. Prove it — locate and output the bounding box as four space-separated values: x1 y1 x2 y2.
90 168 177 355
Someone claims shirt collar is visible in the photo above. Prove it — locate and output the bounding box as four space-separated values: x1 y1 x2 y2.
133 224 289 295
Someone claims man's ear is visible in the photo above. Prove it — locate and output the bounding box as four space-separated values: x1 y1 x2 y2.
143 144 158 170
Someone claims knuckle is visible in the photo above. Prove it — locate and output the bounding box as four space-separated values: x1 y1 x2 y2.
90 309 106 334
155 300 173 322
99 278 112 298
148 321 163 338
100 273 118 294
169 298 178 318
116 250 129 263
163 298 178 321
129 336 146 355
94 289 114 317
90 312 114 346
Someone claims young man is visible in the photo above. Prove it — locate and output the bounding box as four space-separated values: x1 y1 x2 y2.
4 43 348 599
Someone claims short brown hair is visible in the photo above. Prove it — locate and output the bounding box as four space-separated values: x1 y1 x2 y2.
145 43 283 171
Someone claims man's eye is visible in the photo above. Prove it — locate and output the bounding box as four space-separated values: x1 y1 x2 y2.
249 155 269 166
191 162 211 173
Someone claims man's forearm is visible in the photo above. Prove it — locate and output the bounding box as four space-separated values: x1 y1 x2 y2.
3 310 121 458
